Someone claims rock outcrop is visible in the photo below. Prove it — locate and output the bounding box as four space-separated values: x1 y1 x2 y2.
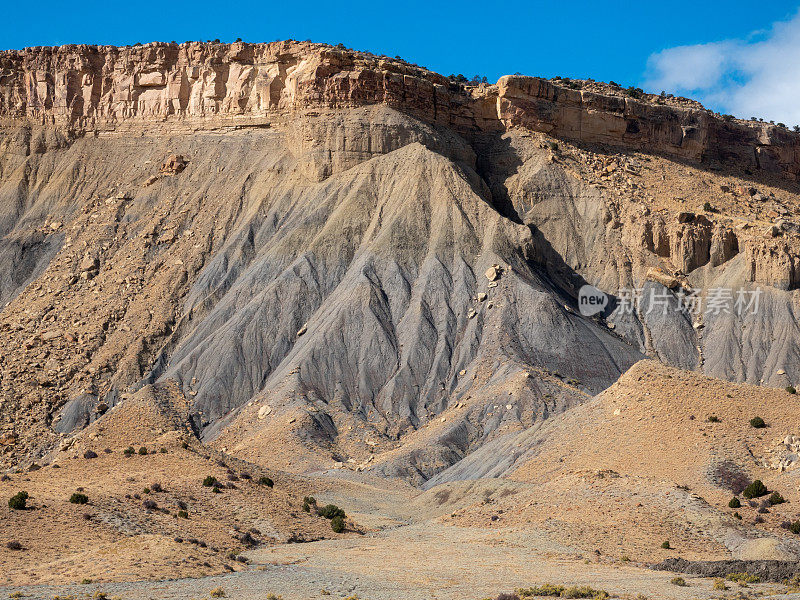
495 76 800 180
3 41 800 179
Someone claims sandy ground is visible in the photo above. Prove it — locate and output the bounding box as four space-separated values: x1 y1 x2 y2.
3 520 799 600
3 473 800 600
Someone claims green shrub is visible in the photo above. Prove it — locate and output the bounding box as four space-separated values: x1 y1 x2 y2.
733 512 742 520
202 476 218 487
790 520 800 534
743 480 768 499
727 572 760 584
69 493 89 505
660 540 671 549
769 491 786 505
123 447 135 455
138 447 148 455
8 491 28 510
177 510 189 519
318 504 346 520
713 579 728 590
750 416 766 428
624 86 643 99
787 386 796 394
707 415 721 423
257 476 274 487
331 515 345 533
670 577 687 586
516 584 608 598
729 497 741 508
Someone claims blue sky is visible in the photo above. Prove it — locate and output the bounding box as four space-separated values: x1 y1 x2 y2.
3 1 800 122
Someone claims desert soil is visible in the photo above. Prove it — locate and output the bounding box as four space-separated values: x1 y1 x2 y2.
2 472 800 600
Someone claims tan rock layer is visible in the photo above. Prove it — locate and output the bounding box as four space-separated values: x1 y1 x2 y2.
2 41 800 179
495 75 800 180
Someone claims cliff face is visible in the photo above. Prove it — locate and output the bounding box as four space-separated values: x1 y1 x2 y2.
2 41 800 180
3 40 800 480
0 41 478 132
495 77 800 180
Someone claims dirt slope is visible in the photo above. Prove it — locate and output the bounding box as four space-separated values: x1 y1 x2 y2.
0 382 353 586
433 360 800 562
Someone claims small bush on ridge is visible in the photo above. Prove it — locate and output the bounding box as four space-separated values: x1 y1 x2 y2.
8 491 28 510
743 480 768 499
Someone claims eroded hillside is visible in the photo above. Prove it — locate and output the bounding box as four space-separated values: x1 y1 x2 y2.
1 40 800 488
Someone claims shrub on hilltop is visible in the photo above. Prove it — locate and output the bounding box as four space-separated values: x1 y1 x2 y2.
8 491 28 510
743 480 768 499
331 515 345 533
318 504 346 520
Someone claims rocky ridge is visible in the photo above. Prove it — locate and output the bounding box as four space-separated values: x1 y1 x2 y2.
3 40 800 180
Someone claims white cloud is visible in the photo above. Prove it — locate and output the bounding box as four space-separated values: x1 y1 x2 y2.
644 12 800 126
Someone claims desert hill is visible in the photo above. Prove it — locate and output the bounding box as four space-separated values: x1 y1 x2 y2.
431 359 800 563
1 381 353 585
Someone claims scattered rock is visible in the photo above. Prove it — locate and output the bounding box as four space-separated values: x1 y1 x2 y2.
645 267 679 289
160 154 187 175
485 265 502 282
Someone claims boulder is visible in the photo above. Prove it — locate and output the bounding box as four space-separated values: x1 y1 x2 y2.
79 254 99 272
645 267 679 289
160 155 187 175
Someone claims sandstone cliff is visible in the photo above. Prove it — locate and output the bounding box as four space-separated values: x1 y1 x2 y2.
2 41 800 180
